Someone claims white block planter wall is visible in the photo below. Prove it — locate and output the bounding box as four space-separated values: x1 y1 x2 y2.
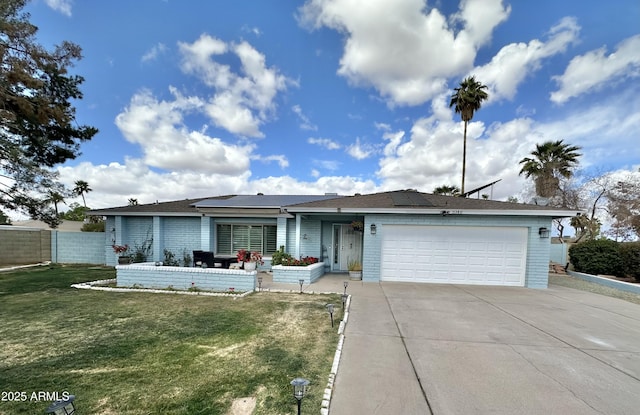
116 263 256 292
272 261 325 284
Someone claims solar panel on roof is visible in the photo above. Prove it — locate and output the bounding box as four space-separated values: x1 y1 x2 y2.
390 192 434 207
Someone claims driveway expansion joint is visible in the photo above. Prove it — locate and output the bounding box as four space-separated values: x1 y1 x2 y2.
381 284 434 415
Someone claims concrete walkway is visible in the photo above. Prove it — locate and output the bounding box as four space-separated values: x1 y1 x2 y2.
265 274 640 415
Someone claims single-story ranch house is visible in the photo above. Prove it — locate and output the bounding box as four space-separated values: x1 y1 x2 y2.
91 189 579 288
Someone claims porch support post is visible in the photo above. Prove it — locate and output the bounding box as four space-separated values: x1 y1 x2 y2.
152 215 163 262
201 215 212 251
295 214 302 258
276 215 288 252
114 216 124 245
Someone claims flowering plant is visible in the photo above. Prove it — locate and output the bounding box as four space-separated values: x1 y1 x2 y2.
350 221 364 232
281 256 319 267
236 249 264 265
112 244 130 255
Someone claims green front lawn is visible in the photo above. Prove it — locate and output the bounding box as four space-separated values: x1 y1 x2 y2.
0 265 340 414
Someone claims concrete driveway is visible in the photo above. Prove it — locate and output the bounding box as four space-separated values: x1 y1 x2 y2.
329 282 640 415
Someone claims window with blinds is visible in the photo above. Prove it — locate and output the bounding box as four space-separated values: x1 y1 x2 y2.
217 224 277 255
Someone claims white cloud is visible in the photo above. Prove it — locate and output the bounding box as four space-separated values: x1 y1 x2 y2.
451 0 511 48
292 105 318 131
178 34 292 137
253 154 289 169
308 137 341 150
550 34 640 104
57 159 252 209
347 137 375 160
44 0 72 16
473 17 581 101
298 0 510 106
141 43 168 63
314 160 341 171
538 87 640 170
382 129 405 156
249 175 378 196
242 25 262 37
115 87 254 175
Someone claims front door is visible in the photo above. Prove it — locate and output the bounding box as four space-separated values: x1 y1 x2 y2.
332 224 362 271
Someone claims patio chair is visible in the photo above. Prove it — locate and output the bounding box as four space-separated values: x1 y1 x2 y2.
200 251 215 268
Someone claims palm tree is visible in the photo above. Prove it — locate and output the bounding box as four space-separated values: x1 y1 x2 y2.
433 185 460 196
449 76 489 194
518 140 581 199
47 191 65 217
73 180 91 207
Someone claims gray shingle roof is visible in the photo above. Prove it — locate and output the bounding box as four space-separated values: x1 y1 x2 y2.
89 195 234 215
285 190 573 212
90 190 579 217
193 194 343 208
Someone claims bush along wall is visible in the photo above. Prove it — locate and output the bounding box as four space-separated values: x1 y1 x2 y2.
619 242 640 282
569 239 623 277
569 239 640 281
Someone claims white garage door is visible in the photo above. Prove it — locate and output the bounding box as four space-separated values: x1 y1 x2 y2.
381 225 527 286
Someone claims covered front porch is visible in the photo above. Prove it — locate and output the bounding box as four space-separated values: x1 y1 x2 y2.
288 214 365 274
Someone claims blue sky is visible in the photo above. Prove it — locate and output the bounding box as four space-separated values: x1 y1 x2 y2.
20 0 640 212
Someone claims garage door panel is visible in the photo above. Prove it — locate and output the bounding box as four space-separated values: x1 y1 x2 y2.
381 225 527 286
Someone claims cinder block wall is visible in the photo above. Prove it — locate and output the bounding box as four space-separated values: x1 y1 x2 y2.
53 231 106 264
0 227 51 266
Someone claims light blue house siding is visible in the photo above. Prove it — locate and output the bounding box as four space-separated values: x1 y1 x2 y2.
107 215 276 269
108 215 200 265
286 218 296 253
361 214 552 288
160 217 201 264
298 218 322 258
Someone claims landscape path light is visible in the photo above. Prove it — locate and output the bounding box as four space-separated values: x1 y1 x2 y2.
343 280 348 294
257 275 263 291
290 377 310 415
326 303 335 327
45 395 76 414
299 279 304 294
342 293 348 313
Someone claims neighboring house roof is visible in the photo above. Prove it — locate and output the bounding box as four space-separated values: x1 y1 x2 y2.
11 220 86 232
193 194 343 208
89 196 234 216
285 189 580 218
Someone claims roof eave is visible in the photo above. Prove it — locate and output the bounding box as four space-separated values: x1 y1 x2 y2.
89 211 201 217
286 207 583 217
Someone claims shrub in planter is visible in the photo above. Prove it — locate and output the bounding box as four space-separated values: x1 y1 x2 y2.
163 249 180 266
271 246 292 266
569 239 623 277
619 242 640 282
